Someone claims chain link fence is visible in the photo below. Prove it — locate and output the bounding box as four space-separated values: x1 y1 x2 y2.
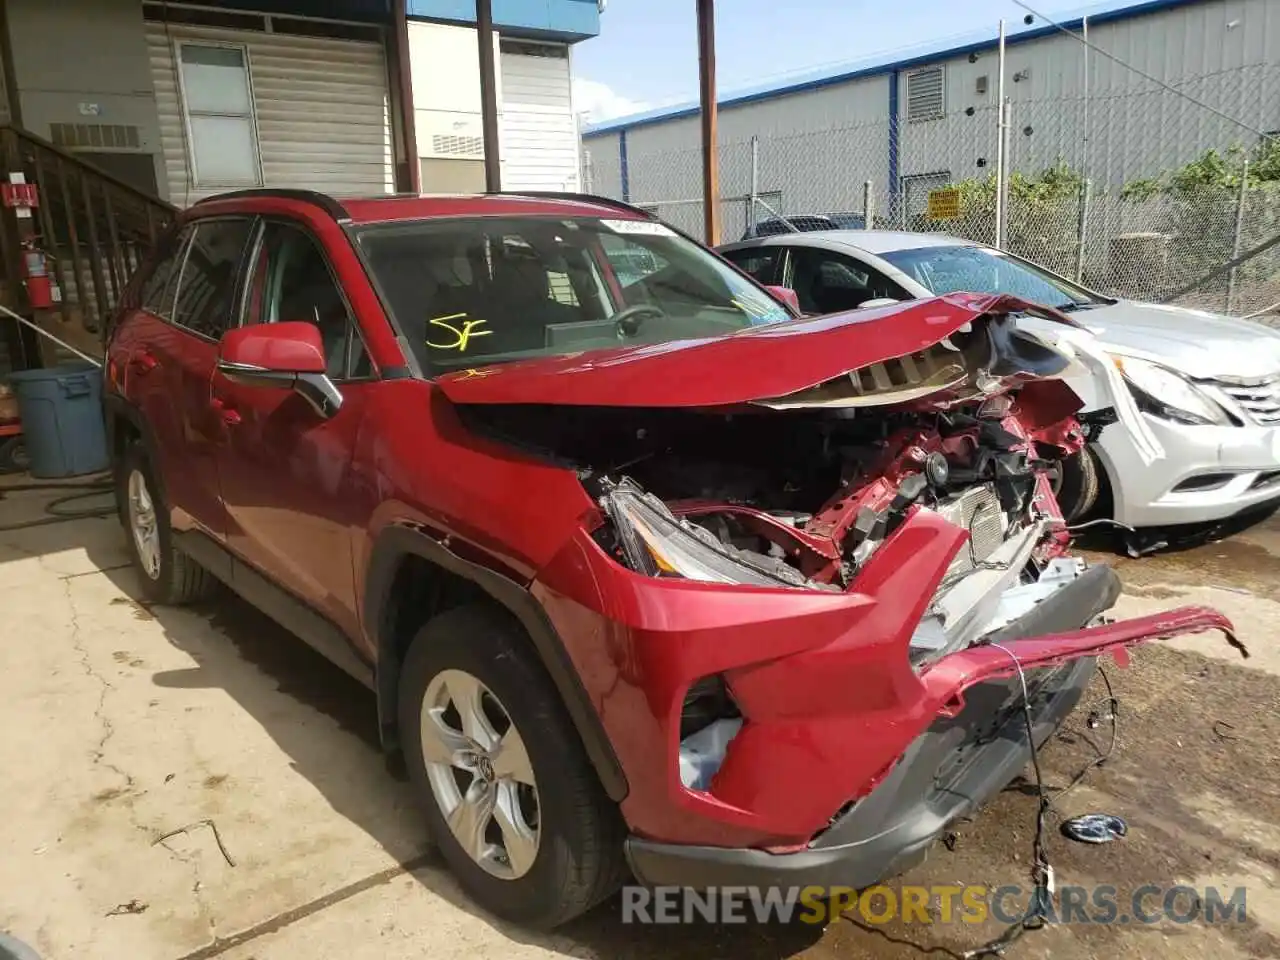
583 40 1280 320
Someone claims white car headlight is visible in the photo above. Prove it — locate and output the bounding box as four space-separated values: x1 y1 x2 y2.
1112 355 1232 427
602 483 797 587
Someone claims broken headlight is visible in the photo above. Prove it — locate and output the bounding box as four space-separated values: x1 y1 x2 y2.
601 482 796 587
1113 355 1233 427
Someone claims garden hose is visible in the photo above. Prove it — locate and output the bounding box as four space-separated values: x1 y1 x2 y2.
0 475 116 533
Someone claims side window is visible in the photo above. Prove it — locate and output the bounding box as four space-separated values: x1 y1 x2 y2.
245 221 371 380
140 224 195 319
720 247 781 285
787 249 898 315
171 218 253 338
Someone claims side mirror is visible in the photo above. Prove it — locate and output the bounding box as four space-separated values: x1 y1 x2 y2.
766 285 801 313
217 322 342 418
860 297 902 309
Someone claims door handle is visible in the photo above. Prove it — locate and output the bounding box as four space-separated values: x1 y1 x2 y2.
210 396 241 426
129 351 158 374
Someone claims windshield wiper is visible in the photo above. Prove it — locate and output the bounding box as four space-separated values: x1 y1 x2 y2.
1055 302 1101 313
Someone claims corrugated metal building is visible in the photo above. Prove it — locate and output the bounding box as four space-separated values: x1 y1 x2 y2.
581 0 1280 238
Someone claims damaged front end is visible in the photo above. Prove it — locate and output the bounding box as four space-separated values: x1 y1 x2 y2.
570 313 1126 792
449 296 1238 857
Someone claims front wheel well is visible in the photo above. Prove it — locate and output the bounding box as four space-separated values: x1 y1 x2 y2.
367 533 629 803
375 552 493 748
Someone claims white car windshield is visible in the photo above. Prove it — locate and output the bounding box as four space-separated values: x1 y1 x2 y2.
355 216 792 375
880 245 1104 311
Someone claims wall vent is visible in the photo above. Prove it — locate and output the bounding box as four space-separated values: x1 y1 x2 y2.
432 134 484 158
51 123 142 150
906 66 945 122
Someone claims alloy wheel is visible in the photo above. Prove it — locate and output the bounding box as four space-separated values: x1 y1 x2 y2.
420 668 541 879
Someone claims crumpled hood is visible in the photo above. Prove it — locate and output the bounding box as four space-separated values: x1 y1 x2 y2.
1080 300 1280 379
436 292 1078 408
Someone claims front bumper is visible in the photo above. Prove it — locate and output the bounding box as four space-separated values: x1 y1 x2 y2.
626 563 1118 890
1096 412 1280 527
627 654 1094 890
535 507 1237 852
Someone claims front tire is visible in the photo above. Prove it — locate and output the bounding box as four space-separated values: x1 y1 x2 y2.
398 604 626 929
1051 446 1102 523
116 442 215 605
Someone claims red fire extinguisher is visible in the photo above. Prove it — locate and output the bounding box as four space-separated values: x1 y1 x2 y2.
20 239 53 310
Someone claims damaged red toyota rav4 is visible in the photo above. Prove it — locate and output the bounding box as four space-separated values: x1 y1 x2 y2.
103 190 1240 928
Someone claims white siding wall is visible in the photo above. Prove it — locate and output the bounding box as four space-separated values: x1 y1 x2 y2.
409 19 489 176
499 45 580 191
147 22 393 205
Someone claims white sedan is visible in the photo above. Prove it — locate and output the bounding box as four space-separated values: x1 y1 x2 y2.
719 230 1280 533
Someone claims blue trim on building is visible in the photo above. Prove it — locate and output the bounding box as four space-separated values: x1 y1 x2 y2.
887 69 900 213
619 128 630 201
406 0 599 41
582 0 1205 138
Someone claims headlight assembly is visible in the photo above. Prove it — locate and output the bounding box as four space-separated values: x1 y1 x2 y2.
1112 355 1232 427
601 482 798 587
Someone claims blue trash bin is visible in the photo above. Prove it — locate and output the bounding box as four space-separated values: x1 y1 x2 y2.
7 363 110 479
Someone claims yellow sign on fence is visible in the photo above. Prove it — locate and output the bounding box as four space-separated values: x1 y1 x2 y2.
926 188 961 220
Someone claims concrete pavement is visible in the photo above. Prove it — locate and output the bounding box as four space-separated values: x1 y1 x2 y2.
1 475 1276 959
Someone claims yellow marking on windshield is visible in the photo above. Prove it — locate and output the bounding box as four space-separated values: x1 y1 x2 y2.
426 313 493 352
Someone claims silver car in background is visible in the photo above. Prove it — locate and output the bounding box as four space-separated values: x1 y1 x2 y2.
718 231 1280 530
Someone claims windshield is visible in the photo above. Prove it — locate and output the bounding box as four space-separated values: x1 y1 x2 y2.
355 216 791 375
879 245 1103 310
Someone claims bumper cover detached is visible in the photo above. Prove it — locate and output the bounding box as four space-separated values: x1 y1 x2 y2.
625 567 1238 891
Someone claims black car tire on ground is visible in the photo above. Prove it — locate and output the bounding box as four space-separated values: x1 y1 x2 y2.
0 435 27 475
116 441 216 604
398 604 628 929
1053 446 1102 523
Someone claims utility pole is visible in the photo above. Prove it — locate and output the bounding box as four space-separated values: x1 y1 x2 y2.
477 0 502 191
994 18 1007 249
696 0 720 245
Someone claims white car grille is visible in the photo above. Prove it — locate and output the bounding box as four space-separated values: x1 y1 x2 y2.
1214 377 1280 426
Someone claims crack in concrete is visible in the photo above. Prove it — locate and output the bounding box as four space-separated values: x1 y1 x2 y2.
64 578 135 794
156 839 219 945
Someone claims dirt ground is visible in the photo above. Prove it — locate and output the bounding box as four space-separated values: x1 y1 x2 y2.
1 473 1277 960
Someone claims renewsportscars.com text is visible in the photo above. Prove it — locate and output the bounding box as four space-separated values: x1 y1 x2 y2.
621 884 1248 926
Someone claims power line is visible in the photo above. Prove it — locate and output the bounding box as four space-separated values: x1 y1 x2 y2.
1009 0 1278 144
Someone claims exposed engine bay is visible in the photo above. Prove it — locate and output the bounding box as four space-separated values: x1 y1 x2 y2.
450 311 1237 801
458 314 1100 675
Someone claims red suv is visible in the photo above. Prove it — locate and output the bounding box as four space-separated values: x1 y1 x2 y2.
103 190 1236 928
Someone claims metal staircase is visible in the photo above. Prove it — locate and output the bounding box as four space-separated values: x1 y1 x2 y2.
0 123 176 368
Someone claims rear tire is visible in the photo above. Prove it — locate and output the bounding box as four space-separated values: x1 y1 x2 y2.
1052 446 1102 524
116 442 216 605
398 604 627 929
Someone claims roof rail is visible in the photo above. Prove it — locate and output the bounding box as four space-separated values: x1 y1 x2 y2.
195 188 349 221
490 191 657 219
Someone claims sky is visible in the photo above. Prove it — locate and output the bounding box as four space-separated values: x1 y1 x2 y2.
572 0 1087 124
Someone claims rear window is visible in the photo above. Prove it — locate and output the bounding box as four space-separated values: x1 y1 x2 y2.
355 216 791 376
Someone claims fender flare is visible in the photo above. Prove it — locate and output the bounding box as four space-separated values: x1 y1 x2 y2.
363 524 629 803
